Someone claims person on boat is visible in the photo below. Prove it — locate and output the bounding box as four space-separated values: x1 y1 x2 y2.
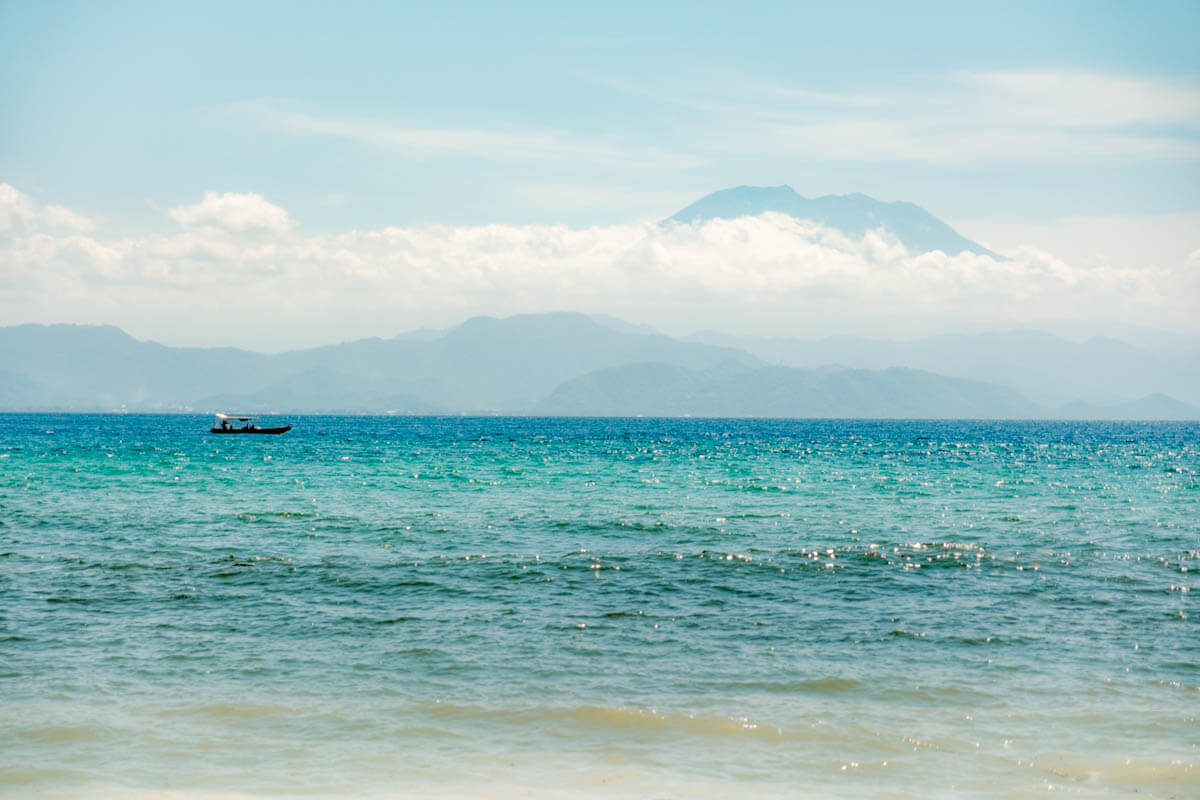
221 419 231 430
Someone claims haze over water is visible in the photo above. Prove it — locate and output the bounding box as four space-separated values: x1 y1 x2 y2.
1 414 1196 798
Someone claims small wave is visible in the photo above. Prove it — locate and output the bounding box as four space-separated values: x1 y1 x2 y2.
422 702 786 740
1020 753 1198 792
18 725 110 743
234 509 320 524
727 677 863 694
156 701 299 720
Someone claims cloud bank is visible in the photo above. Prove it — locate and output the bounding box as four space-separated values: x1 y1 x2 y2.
2 183 1196 351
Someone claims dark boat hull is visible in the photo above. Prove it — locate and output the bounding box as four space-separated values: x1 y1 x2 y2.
209 426 292 435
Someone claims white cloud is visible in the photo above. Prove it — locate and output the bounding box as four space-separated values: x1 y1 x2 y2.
0 184 39 235
3 187 1197 350
0 183 97 235
168 191 293 235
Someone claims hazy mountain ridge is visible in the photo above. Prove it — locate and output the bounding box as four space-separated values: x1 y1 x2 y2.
686 329 1200 408
1 315 1196 419
0 315 760 414
666 185 1001 258
0 324 277 410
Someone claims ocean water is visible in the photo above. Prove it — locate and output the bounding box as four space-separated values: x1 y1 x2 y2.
1 414 1196 799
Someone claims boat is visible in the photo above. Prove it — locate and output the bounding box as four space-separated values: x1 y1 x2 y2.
209 413 292 435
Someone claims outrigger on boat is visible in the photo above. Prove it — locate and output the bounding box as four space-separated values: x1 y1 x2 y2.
210 413 292 435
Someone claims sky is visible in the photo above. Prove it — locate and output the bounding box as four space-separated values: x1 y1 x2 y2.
1 0 1198 350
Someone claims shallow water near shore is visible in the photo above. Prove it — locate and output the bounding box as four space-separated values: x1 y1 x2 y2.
1 414 1197 798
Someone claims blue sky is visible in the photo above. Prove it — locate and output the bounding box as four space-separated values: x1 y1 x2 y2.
1 1 1198 348
3 0 1198 230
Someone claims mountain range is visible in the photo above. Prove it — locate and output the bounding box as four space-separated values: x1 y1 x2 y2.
2 314 1196 419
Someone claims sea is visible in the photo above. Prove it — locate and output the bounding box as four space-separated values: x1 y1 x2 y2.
1 414 1196 799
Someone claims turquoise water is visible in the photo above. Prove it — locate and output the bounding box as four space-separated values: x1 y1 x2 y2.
1 414 1197 798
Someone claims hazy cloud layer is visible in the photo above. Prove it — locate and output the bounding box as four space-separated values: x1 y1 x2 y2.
2 185 1197 351
230 69 1200 175
954 212 1200 273
232 101 705 170
600 69 1200 164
